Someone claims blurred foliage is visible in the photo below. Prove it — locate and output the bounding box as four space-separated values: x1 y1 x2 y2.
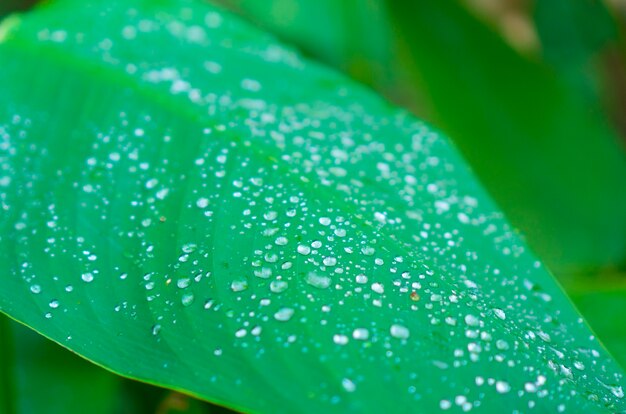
568 277 626 369
0 314 236 413
0 0 38 18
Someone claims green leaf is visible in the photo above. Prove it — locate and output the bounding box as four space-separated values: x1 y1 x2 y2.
565 277 626 370
1 312 231 414
4 315 122 414
215 0 398 89
533 0 619 112
385 0 626 275
0 0 625 412
534 0 617 68
0 0 38 20
0 315 16 414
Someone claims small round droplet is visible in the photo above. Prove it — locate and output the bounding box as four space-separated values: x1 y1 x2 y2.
390 324 410 339
181 293 194 306
352 328 369 340
270 280 288 293
81 272 94 283
464 314 480 327
371 282 384 294
30 284 42 294
274 307 295 322
334 228 346 237
297 245 311 255
333 334 349 345
342 378 356 392
495 381 511 394
319 217 331 226
355 274 368 284
177 278 191 289
196 197 209 208
275 236 288 246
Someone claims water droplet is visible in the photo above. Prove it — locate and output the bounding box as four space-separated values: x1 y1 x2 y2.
611 386 624 399
537 331 551 342
231 280 248 292
306 272 331 289
495 381 511 394
524 382 537 393
371 282 385 294
181 293 194 306
342 378 356 392
333 334 349 345
390 324 410 339
177 278 191 289
493 308 506 320
361 246 375 256
30 284 41 294
196 197 209 208
274 307 295 322
182 243 197 253
322 257 337 266
270 280 288 293
355 274 368 284
496 339 509 350
254 268 272 279
297 244 311 255
152 324 161 336
464 314 480 327
263 211 278 220
319 217 331 226
275 236 288 246
352 328 369 340
81 272 94 283
49 300 59 309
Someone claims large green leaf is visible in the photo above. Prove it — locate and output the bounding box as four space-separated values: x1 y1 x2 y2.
0 0 625 412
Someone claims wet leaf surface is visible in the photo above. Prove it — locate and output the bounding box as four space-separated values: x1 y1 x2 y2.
0 0 625 412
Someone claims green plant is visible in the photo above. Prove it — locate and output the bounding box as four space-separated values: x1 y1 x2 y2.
1 0 626 413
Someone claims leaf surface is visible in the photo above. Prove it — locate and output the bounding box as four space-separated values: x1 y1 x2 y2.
0 0 625 412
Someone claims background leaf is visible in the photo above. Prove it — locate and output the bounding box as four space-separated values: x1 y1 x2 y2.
1 0 625 413
0 313 230 414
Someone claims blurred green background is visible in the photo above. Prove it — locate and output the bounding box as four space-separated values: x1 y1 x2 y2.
2 0 626 412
